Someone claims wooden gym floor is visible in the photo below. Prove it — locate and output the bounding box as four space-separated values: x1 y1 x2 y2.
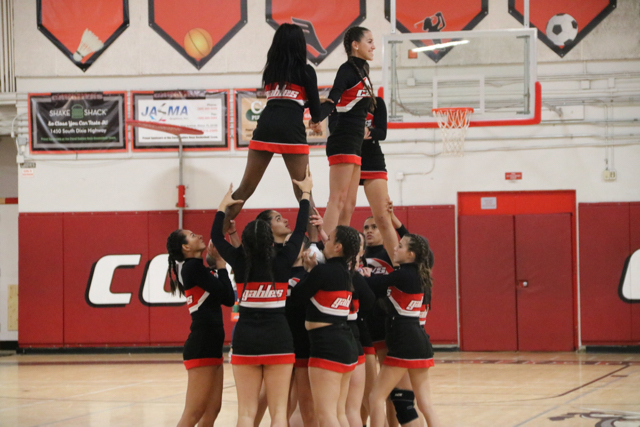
0 351 639 426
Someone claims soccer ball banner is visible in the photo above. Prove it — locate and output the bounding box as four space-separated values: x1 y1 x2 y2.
509 0 617 57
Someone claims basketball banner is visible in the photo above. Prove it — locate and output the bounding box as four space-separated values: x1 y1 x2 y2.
131 90 229 149
266 1 366 65
235 88 330 149
37 0 129 72
29 92 126 152
509 0 617 57
385 0 488 63
149 0 247 69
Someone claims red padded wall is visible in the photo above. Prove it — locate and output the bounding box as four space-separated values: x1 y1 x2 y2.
18 213 64 346
407 206 457 344
148 211 189 346
515 214 574 351
18 204 456 347
63 212 150 345
459 215 518 351
631 203 640 341
579 203 631 343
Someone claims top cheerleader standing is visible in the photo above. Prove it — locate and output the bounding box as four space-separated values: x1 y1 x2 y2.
313 26 376 234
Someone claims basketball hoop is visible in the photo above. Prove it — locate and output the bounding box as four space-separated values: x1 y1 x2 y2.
432 107 473 156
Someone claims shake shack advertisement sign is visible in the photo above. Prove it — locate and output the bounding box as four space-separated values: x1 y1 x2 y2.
30 92 126 152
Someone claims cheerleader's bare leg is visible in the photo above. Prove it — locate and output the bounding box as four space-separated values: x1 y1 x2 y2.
363 179 398 264
324 163 357 234
408 369 441 427
226 149 274 230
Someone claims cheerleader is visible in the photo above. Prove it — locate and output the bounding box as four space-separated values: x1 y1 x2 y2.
367 235 441 427
225 23 321 231
166 230 235 427
211 169 312 427
290 226 362 427
312 26 376 234
346 248 375 427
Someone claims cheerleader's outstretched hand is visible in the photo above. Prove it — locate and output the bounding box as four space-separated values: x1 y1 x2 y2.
218 184 243 212
292 165 313 198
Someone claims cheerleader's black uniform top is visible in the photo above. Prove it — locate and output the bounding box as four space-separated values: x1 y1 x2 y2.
179 258 235 369
250 64 321 155
285 265 311 368
290 257 359 372
360 97 388 183
366 263 434 369
365 223 409 349
211 199 310 365
348 273 376 363
318 57 372 166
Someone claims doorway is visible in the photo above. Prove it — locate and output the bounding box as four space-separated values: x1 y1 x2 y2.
458 191 576 351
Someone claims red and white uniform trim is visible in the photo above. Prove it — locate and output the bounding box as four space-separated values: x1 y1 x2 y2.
265 83 307 106
309 357 357 373
185 287 210 314
336 78 371 113
238 282 288 308
231 353 295 365
419 304 429 326
249 140 309 154
347 298 360 321
184 357 223 369
387 287 423 318
366 257 394 275
310 290 352 317
384 356 435 369
287 276 301 297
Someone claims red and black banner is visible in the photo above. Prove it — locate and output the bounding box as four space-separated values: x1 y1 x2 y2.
509 0 617 57
266 1 366 66
149 0 247 70
385 0 488 63
37 0 129 72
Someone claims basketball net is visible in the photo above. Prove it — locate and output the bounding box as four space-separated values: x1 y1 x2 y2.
432 108 473 156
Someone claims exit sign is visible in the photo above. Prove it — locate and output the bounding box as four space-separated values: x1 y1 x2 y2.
505 172 522 180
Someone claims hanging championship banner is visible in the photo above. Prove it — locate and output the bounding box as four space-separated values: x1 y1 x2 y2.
385 0 488 63
37 0 129 72
149 0 247 69
266 1 366 65
509 0 616 58
235 88 330 149
29 92 126 152
131 90 229 149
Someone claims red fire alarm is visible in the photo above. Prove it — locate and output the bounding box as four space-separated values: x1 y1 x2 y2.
505 172 522 180
408 49 418 59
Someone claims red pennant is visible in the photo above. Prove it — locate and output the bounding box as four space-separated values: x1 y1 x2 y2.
509 0 616 57
385 0 488 63
37 0 129 71
266 0 366 66
149 0 247 69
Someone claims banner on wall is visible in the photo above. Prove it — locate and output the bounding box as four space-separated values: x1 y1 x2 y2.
132 91 228 149
509 0 617 58
37 0 129 72
149 0 247 69
235 88 330 148
266 1 366 65
30 93 126 152
384 0 488 63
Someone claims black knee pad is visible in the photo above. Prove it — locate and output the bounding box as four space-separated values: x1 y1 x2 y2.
389 388 418 425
